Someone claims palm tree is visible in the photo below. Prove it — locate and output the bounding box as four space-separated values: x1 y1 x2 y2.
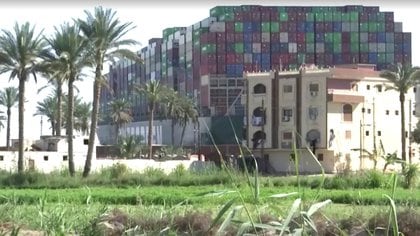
0 23 46 172
109 98 133 143
0 87 18 148
34 95 57 136
78 6 139 177
164 89 182 145
62 95 91 136
178 96 199 146
380 63 420 164
134 80 167 159
44 22 88 176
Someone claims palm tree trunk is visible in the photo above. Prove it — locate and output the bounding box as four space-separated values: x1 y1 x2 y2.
56 80 63 136
148 103 154 159
67 78 75 176
83 66 101 177
6 108 10 149
51 121 55 136
400 92 407 166
180 123 186 146
17 78 25 173
171 119 175 146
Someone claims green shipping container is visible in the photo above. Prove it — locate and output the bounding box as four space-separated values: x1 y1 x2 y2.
234 22 243 32
377 12 385 22
315 12 324 21
261 22 270 32
298 53 305 64
201 44 216 54
360 44 369 53
324 12 333 21
341 13 350 22
368 22 377 32
350 33 359 43
270 22 280 32
277 6 286 12
378 53 386 63
377 23 385 32
386 53 394 63
359 23 368 32
305 33 314 43
333 43 342 53
279 12 288 21
306 13 315 22
333 12 342 21
210 6 225 17
220 12 235 22
325 33 333 43
350 12 359 22
350 43 359 53
234 43 244 53
333 33 341 42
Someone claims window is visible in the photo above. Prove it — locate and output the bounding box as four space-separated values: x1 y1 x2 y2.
386 110 389 115
309 83 319 96
378 131 382 136
366 84 370 90
343 104 352 122
44 156 49 161
351 84 358 91
254 84 266 94
367 109 371 114
365 131 370 136
0 156 3 161
414 87 417 93
345 130 351 139
308 107 318 121
406 131 408 138
317 153 324 161
414 110 416 116
377 85 382 92
252 107 265 126
283 85 293 93
283 132 293 140
362 108 365 113
252 131 266 149
63 155 68 161
281 131 293 149
282 108 293 122
84 139 89 145
395 110 399 115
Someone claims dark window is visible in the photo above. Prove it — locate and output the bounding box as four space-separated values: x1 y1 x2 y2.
367 108 371 114
283 85 293 93
362 108 365 113
63 155 68 161
317 153 324 161
253 84 266 94
414 87 417 93
366 85 370 90
386 110 389 115
84 139 89 145
44 156 49 161
365 131 370 136
413 110 416 116
283 132 293 140
0 156 3 161
378 131 382 136
395 110 399 115
377 85 382 92
343 104 352 122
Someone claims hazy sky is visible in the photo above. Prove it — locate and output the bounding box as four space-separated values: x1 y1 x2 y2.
0 0 418 143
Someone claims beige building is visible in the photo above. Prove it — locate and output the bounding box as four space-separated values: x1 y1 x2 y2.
244 64 419 174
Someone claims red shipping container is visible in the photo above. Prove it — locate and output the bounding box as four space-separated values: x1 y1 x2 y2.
226 53 236 63
297 12 306 21
261 43 270 53
288 22 297 32
217 54 226 63
360 53 369 63
385 22 394 32
271 53 280 63
342 32 350 43
289 53 297 61
342 44 350 53
385 12 394 22
234 12 243 21
315 23 324 32
217 64 226 74
280 22 288 32
235 54 244 63
271 33 280 42
209 64 217 74
226 33 235 43
360 12 369 22
244 63 253 72
216 33 226 42
251 12 261 21
200 85 209 107
261 12 270 21
200 65 209 76
270 11 279 21
217 44 226 53
288 12 297 22
252 33 261 42
200 33 209 43
280 54 289 65
297 33 305 43
243 12 251 21
234 33 243 42
305 54 315 64
324 22 332 32
288 32 297 41
225 22 235 32
342 53 351 63
297 43 305 53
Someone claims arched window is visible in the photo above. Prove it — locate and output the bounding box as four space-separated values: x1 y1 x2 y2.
251 131 266 149
253 84 266 94
343 104 352 122
252 107 265 126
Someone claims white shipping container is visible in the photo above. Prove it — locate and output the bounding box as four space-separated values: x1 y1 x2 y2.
261 33 270 43
360 33 368 43
209 22 226 32
377 43 386 53
186 31 193 42
252 43 261 53
369 42 377 52
315 43 324 53
288 43 297 53
342 22 350 32
280 32 288 43
244 53 252 63
201 17 217 28
394 22 403 32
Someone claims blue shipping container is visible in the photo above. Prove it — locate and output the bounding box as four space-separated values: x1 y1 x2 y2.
244 33 253 43
280 43 288 53
305 22 314 32
252 22 261 32
333 54 343 63
244 22 253 32
252 53 262 65
235 64 244 76
261 53 270 64
377 32 386 43
271 43 280 53
368 53 378 63
244 43 253 53
226 64 236 77
297 22 306 32
261 63 270 71
333 22 342 32
325 43 333 53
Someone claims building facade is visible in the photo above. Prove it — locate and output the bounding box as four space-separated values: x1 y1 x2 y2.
244 64 419 173
98 5 411 147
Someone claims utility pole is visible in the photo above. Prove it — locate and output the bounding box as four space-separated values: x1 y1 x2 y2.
260 99 265 167
409 99 412 164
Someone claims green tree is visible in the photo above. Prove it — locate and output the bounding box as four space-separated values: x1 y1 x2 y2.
44 22 89 176
118 135 143 159
109 98 133 143
34 95 57 136
134 80 167 159
0 23 46 172
380 63 420 165
178 95 199 146
78 6 140 177
0 87 18 148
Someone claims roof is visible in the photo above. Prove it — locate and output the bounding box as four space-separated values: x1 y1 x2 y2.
329 67 381 80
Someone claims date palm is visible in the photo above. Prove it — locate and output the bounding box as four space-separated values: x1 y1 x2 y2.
178 96 199 146
380 63 420 164
34 95 57 136
44 22 89 176
78 6 140 177
0 22 46 172
0 87 18 148
134 80 167 159
109 98 133 143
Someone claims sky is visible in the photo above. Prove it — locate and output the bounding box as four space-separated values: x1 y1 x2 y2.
0 0 418 144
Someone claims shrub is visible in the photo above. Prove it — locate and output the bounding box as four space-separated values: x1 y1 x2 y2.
402 164 419 189
108 163 129 179
171 164 187 177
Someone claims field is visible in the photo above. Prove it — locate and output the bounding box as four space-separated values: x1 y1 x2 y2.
0 166 419 235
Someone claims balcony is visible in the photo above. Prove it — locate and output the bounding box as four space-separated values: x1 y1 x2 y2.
327 89 364 104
